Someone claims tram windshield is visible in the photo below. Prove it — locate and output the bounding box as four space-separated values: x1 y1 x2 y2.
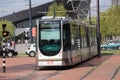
39 21 61 56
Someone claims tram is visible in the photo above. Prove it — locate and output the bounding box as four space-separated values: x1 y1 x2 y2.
36 16 98 67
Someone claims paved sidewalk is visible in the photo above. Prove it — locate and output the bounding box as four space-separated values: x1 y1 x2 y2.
82 55 120 80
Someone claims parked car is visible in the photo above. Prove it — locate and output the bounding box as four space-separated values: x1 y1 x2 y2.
100 40 120 50
26 43 36 57
0 46 18 57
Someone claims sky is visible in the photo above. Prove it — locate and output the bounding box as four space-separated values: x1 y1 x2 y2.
90 0 111 16
0 0 52 17
0 0 111 17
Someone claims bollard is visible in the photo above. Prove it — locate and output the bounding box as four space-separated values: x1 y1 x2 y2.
2 46 6 73
2 47 6 73
2 24 9 73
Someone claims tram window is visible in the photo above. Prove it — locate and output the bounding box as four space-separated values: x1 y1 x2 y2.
91 28 97 46
71 24 80 50
89 28 93 47
81 27 87 48
86 28 90 47
39 21 61 56
63 24 71 51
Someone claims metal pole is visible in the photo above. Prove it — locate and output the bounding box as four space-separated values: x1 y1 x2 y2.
89 8 92 25
2 24 6 73
96 0 101 57
29 0 33 43
53 0 56 18
14 25 16 50
117 0 118 6
2 38 6 73
13 12 16 50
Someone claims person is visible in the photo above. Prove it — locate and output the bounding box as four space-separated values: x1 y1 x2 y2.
25 39 28 46
7 42 10 48
11 41 14 49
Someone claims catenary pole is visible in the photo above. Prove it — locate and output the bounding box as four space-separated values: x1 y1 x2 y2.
29 0 33 43
53 0 56 18
96 0 101 57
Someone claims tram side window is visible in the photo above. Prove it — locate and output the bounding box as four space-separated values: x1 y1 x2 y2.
71 24 80 50
81 27 87 48
63 24 71 51
89 28 92 47
86 27 90 47
91 28 97 46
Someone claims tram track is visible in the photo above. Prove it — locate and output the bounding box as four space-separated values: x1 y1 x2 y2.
36 70 61 80
80 66 98 80
36 62 99 80
14 67 63 80
79 58 106 80
1 57 100 80
0 55 114 80
111 65 120 80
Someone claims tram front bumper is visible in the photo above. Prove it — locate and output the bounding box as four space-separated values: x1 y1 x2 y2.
38 60 62 66
37 58 72 66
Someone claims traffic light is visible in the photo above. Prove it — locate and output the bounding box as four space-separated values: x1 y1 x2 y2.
2 31 9 37
2 24 6 31
2 24 9 37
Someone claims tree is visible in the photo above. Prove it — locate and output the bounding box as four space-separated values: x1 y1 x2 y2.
100 6 120 39
47 2 67 17
0 19 15 42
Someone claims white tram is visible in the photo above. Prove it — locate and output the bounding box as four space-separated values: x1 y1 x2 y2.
36 16 98 67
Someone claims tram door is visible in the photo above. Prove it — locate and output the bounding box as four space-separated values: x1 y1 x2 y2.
63 23 72 64
85 28 91 58
63 24 71 51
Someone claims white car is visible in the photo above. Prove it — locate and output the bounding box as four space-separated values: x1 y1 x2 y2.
26 43 36 57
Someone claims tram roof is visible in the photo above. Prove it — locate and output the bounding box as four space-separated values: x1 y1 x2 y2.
41 16 66 20
38 17 96 28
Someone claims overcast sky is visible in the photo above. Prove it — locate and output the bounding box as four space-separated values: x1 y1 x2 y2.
0 0 52 17
91 0 111 15
0 0 111 17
